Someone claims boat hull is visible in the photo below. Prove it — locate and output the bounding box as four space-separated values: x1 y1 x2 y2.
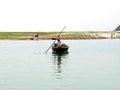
52 44 69 53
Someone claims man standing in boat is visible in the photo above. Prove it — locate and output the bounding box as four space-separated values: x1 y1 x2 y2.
57 38 62 47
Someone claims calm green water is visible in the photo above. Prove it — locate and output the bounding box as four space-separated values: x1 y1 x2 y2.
0 40 120 90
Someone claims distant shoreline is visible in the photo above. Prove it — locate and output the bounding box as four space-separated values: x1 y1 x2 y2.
0 31 120 40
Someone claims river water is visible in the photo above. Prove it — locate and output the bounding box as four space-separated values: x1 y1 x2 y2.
0 40 120 90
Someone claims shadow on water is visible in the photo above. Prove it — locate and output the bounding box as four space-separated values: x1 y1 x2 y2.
52 51 69 79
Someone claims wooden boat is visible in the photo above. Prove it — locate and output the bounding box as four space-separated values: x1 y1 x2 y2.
45 26 68 53
52 43 69 53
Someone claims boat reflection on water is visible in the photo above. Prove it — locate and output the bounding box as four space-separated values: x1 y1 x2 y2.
52 51 69 79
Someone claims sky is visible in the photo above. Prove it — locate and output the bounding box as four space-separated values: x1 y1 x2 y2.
0 0 120 32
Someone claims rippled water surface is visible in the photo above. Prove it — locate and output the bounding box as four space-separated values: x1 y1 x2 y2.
0 40 120 90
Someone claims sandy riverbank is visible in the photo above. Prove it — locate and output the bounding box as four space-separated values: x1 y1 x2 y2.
0 31 120 40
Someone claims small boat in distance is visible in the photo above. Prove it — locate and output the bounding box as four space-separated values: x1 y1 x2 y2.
52 42 69 53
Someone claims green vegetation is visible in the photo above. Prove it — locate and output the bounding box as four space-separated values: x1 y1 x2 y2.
0 32 30 36
0 32 31 40
115 25 120 31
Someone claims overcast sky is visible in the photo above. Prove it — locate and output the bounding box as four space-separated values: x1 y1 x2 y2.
0 0 120 32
